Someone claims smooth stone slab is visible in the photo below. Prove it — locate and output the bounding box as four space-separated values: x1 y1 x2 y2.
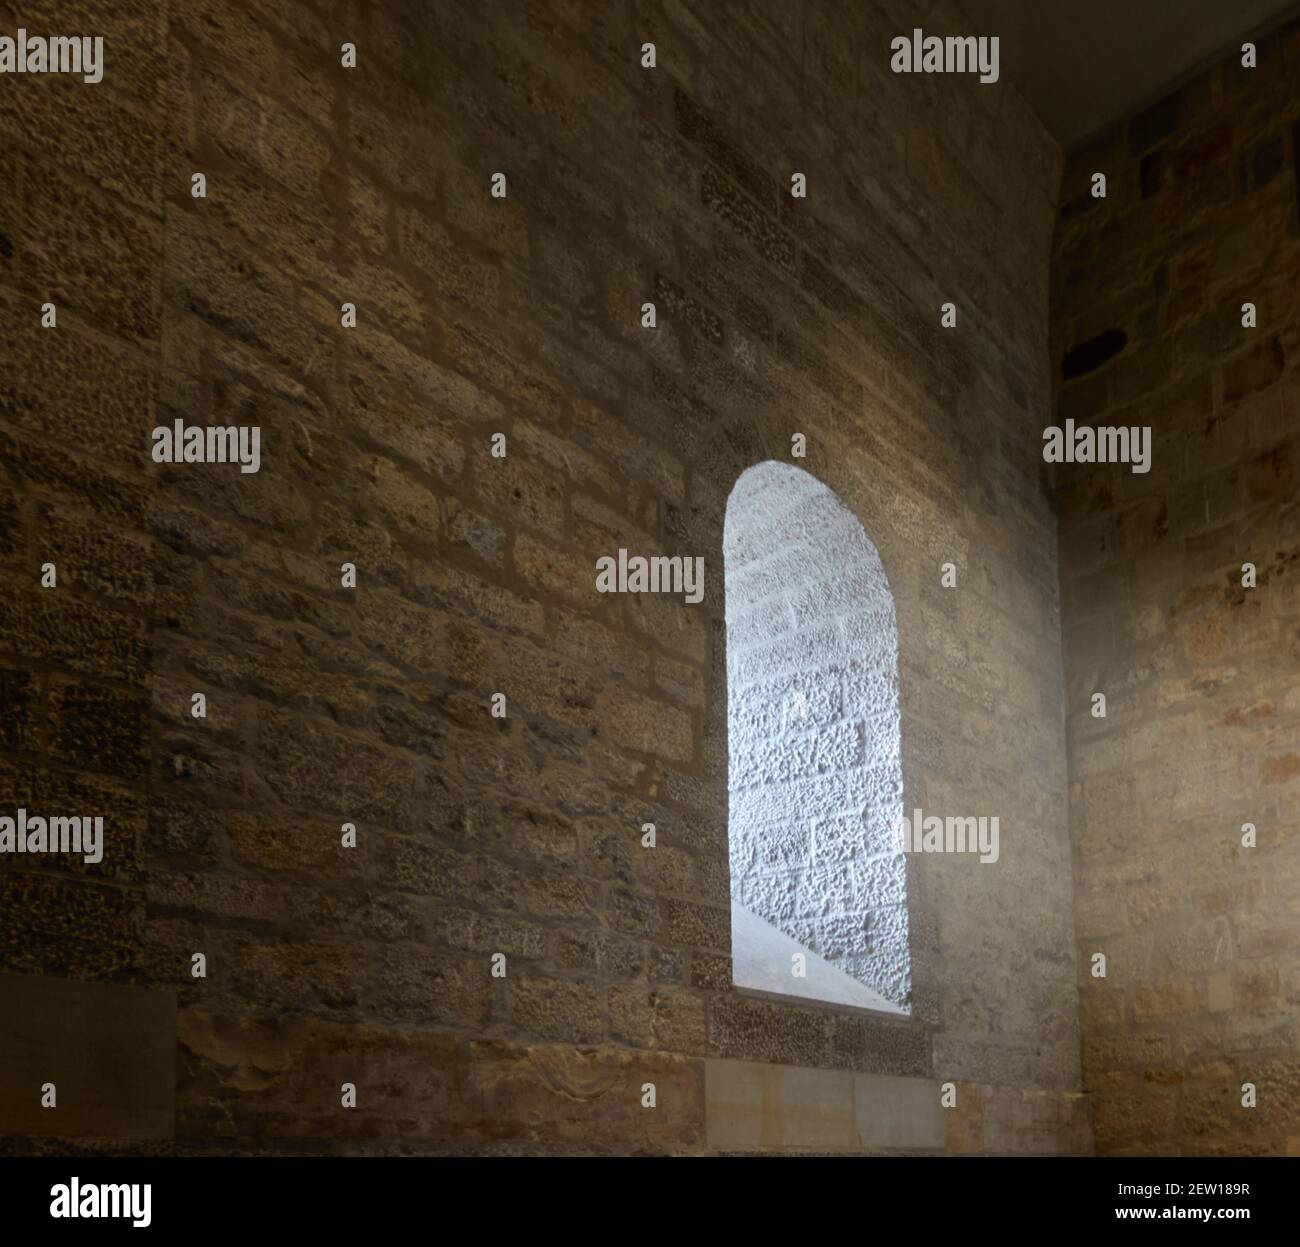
706 1056 942 1151
0 973 176 1139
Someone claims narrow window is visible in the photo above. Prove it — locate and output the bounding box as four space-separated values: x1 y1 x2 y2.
725 461 910 1014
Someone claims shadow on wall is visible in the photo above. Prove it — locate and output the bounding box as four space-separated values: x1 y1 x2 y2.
723 461 909 1014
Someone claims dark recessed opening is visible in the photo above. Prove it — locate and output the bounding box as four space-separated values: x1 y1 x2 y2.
1061 329 1127 380
1140 149 1165 198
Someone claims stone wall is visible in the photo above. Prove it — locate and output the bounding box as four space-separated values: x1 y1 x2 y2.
725 460 909 1009
1051 18 1300 1156
0 0 1086 1153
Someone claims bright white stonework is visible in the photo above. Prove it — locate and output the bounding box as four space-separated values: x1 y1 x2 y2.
725 461 909 1013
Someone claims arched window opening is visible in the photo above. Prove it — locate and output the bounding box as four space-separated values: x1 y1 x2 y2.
724 461 910 1014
